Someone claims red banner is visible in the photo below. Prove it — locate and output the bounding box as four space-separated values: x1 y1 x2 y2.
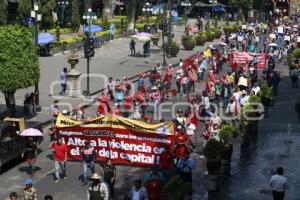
231 51 267 70
55 114 175 167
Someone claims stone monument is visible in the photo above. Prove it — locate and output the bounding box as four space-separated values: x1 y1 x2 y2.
66 51 81 97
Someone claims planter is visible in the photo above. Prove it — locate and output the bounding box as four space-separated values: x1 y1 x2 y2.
206 32 215 42
195 34 207 46
207 175 219 191
221 159 231 175
182 35 196 50
151 36 159 46
166 40 180 57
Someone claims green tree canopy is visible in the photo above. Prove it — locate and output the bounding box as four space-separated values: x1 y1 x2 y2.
0 25 39 93
71 0 81 32
0 0 8 25
17 0 32 24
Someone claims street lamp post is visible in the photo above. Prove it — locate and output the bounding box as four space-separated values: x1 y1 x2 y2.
181 0 191 28
142 2 153 26
31 0 42 112
57 1 69 27
162 18 167 66
83 9 97 96
167 0 173 58
209 0 218 18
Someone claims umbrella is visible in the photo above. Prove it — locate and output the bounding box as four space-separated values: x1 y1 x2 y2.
38 32 55 45
20 128 43 137
132 32 153 42
84 24 103 33
268 43 278 47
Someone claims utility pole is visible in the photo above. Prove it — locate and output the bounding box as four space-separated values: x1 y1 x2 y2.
167 0 172 58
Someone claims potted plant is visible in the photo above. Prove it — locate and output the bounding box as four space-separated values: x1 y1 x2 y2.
219 124 236 175
181 34 196 50
163 175 192 200
240 96 262 148
165 40 180 57
195 33 207 46
203 139 223 191
205 31 215 42
260 83 272 118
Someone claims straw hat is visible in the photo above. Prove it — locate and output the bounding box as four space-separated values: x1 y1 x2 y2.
151 86 158 90
241 90 247 95
90 173 103 180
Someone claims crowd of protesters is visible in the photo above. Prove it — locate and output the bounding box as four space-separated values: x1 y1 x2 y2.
9 13 300 200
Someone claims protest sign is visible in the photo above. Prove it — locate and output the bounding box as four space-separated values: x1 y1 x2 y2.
55 114 175 167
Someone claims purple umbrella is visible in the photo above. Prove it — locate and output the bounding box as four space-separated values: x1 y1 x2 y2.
20 128 43 137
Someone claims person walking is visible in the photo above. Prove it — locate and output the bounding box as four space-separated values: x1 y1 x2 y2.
177 153 194 183
60 67 67 95
290 67 299 88
81 140 96 185
130 39 136 56
269 167 287 200
23 179 37 200
9 191 18 200
50 138 68 183
87 173 110 200
127 179 148 200
101 158 116 197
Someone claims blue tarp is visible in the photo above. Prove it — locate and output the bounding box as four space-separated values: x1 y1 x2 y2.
84 24 103 33
213 4 225 13
38 32 55 45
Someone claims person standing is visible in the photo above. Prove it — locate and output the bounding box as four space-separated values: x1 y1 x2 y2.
22 137 38 174
101 159 116 198
269 167 287 200
60 67 67 95
87 173 110 200
130 39 136 56
50 138 68 183
81 140 96 185
23 179 37 200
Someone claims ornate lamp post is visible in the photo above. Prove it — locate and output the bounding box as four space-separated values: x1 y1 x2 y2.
181 0 191 28
209 0 218 17
142 2 153 25
82 9 97 96
57 1 69 27
31 0 42 112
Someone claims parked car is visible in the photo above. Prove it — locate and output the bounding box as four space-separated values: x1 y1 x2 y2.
0 122 26 173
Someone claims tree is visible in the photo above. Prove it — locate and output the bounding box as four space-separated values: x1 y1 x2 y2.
102 0 117 19
71 0 81 33
0 0 8 25
228 0 253 20
17 0 32 24
125 0 136 32
39 0 56 31
0 26 39 117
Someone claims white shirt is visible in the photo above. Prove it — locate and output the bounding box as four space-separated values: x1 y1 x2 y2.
203 96 210 110
232 92 240 102
269 174 287 192
239 95 249 106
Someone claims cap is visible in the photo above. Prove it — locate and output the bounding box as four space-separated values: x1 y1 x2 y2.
24 178 33 185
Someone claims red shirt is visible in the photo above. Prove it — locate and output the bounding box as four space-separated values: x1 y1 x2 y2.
52 143 68 161
159 151 173 170
175 144 188 159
